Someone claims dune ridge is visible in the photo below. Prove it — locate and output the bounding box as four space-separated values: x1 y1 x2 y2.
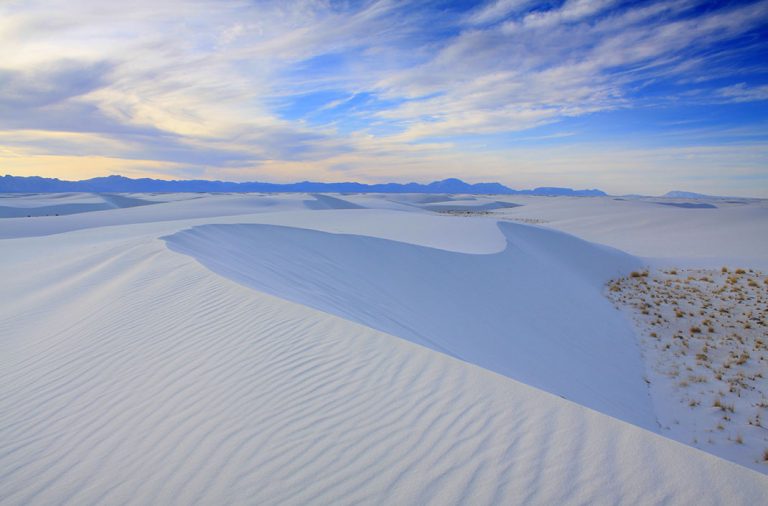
164 221 655 429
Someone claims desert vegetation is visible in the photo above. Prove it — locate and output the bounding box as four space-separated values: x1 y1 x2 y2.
607 267 768 466
435 209 493 217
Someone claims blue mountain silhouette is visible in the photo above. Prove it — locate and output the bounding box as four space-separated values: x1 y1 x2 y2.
0 174 606 196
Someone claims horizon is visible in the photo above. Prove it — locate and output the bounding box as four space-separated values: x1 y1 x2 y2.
0 173 612 196
5 172 759 198
2 172 602 189
2 1 767 197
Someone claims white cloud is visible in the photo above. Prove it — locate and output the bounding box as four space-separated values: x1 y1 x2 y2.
464 0 535 25
374 0 768 139
718 83 768 103
0 0 765 193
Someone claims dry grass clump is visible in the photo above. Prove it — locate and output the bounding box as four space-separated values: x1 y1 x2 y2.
712 398 735 413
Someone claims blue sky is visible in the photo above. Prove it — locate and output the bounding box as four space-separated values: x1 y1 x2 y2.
1 0 767 195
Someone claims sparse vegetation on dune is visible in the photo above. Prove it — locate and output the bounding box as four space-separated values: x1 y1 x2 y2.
606 267 768 468
434 209 493 217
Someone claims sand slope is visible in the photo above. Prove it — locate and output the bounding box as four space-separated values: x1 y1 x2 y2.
1 229 767 504
0 192 157 218
164 222 655 429
484 195 768 267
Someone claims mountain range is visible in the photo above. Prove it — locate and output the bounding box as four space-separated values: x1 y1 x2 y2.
0 175 607 196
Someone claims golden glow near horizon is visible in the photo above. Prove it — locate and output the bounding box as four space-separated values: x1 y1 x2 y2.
1 1 767 196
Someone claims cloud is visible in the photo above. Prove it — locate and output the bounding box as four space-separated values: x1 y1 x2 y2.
464 0 535 26
718 83 768 103
0 60 111 108
376 0 768 139
0 0 765 194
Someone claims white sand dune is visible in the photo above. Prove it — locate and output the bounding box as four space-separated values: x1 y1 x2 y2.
393 194 472 204
422 200 522 212
2 224 767 504
1 193 767 503
0 192 158 218
0 193 311 239
164 221 654 428
485 195 768 268
304 193 366 210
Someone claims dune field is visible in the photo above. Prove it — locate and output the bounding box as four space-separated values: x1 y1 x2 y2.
1 192 767 504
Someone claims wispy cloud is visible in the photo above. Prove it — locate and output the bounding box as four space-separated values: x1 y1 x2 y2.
718 83 768 103
0 0 766 194
377 0 768 139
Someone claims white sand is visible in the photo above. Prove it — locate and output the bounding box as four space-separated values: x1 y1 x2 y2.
164 221 654 429
445 194 768 268
1 192 767 503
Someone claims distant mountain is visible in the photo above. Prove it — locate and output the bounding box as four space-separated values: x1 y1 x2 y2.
661 190 755 200
662 191 720 199
0 174 607 196
523 186 605 197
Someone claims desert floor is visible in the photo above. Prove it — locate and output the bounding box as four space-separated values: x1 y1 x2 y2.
1 192 766 504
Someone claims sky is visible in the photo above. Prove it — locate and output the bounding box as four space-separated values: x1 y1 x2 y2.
1 0 767 196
